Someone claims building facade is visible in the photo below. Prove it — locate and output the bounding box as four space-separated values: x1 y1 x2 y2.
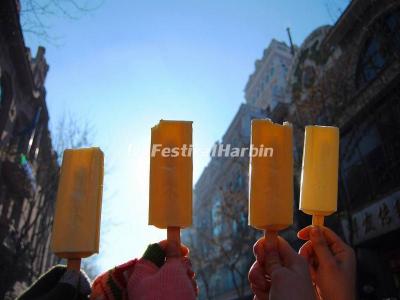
244 39 293 112
326 1 400 298
0 0 59 298
285 0 400 298
183 104 265 300
184 39 295 300
189 0 400 299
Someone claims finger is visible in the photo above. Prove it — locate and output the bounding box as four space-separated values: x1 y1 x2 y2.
299 226 351 261
264 236 282 275
298 240 314 262
276 236 299 267
248 261 268 291
299 240 318 277
253 238 265 265
251 283 269 300
159 240 168 249
159 240 189 257
298 226 346 247
297 226 311 240
309 227 336 267
318 227 350 256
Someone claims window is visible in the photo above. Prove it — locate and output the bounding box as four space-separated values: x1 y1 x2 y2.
356 9 400 88
340 95 400 208
212 197 222 236
356 36 386 85
386 10 400 49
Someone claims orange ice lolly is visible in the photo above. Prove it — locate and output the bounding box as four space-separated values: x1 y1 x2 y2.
51 147 104 270
249 119 293 242
149 120 192 246
299 126 339 226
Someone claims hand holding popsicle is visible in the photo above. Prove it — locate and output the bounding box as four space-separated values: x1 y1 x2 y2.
249 236 316 300
298 226 356 300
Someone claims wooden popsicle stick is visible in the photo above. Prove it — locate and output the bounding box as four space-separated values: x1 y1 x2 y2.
67 258 81 271
264 230 278 248
312 215 324 226
262 230 279 275
167 226 181 257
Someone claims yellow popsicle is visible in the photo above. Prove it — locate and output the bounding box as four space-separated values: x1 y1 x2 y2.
299 126 339 226
249 119 293 231
149 120 192 229
51 148 104 269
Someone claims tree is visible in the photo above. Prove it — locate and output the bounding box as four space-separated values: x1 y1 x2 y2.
186 232 217 300
187 154 258 299
211 157 258 299
20 0 103 43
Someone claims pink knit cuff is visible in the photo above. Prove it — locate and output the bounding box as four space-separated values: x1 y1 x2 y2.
128 258 196 300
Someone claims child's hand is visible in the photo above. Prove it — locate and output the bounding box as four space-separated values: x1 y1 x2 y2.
128 241 197 300
298 226 356 300
248 236 316 300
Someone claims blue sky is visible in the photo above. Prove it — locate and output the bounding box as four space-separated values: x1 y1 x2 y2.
25 0 349 272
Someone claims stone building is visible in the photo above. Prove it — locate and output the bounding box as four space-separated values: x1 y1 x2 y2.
244 39 293 112
188 0 400 299
0 0 59 298
183 104 265 300
184 39 295 300
284 0 400 298
325 1 400 297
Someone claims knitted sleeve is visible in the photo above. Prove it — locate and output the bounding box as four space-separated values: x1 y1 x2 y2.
90 243 166 300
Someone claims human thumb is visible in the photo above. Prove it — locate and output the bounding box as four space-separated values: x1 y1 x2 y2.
309 227 336 267
264 236 282 275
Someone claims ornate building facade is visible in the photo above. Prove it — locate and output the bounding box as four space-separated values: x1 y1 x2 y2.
244 39 293 112
285 0 400 297
0 0 59 298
